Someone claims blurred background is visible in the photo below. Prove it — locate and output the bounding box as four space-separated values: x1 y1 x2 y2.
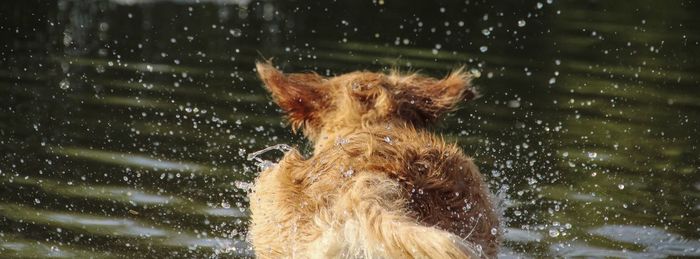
1 0 699 258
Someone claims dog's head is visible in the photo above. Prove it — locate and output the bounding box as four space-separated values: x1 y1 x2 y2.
256 62 476 140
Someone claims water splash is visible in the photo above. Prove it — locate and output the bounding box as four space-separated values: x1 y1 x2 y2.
246 144 292 170
209 238 252 258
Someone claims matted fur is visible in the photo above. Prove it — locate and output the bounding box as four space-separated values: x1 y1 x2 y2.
249 62 500 258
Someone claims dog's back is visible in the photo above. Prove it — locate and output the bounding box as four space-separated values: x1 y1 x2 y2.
249 63 500 258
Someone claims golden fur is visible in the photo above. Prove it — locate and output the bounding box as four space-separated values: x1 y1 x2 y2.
248 62 500 258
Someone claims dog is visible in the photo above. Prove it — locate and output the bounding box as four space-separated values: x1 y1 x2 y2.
248 61 500 258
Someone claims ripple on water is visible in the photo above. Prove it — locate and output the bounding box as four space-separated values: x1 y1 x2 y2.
550 241 662 258
0 203 168 238
49 146 207 173
497 246 533 259
0 234 117 258
110 189 175 204
0 203 249 256
46 214 169 237
503 227 544 243
204 207 248 217
589 225 700 257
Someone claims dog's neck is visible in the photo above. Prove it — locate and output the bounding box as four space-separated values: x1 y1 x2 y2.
312 127 358 154
311 120 409 155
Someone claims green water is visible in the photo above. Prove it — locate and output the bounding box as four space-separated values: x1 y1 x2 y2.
1 0 699 258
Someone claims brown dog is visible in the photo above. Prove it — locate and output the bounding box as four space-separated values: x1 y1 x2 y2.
248 62 500 258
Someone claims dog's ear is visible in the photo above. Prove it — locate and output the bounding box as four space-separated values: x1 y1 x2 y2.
401 68 476 123
256 62 327 131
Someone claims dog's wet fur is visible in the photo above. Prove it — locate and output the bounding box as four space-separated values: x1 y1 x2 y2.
248 62 500 258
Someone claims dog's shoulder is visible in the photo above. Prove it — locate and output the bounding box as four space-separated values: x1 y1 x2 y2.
321 125 466 172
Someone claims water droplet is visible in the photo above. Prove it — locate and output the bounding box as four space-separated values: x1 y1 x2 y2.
59 79 70 90
548 228 560 237
527 178 537 185
536 2 543 9
481 29 490 36
479 46 488 52
384 136 392 144
235 181 252 191
469 69 481 78
221 201 230 209
518 20 526 27
229 29 242 37
247 144 292 170
618 184 625 190
508 100 521 108
587 152 598 159
343 169 354 177
491 228 498 235
335 137 349 146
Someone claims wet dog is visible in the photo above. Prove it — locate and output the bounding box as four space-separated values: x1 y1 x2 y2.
248 62 500 258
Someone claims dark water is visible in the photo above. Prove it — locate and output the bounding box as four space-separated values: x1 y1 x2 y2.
1 0 699 258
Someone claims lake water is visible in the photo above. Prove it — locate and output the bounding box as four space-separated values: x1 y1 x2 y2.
1 0 699 258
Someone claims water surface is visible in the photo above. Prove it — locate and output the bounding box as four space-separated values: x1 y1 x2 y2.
1 0 699 258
